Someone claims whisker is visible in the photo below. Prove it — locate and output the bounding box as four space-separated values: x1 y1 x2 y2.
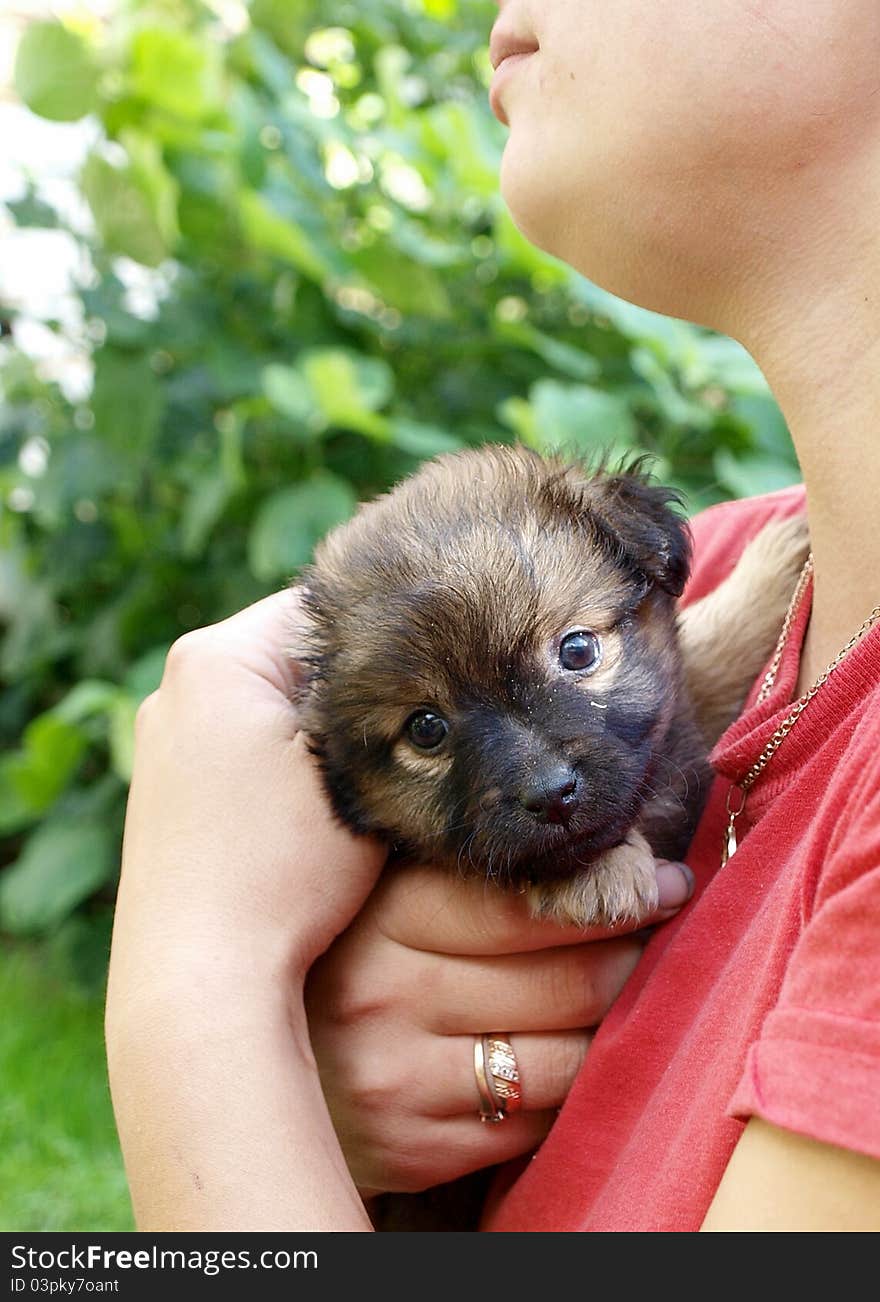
455 829 477 879
637 775 687 809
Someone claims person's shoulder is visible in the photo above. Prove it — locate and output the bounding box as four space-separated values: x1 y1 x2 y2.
681 482 807 607
822 673 880 883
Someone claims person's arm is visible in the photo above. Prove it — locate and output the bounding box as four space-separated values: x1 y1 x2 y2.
106 941 374 1231
104 594 384 1231
701 1118 880 1232
105 589 693 1231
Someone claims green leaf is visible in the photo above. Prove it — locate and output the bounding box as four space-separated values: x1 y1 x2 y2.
494 322 601 383
248 0 311 58
0 715 88 835
34 435 128 524
45 908 116 994
301 348 393 437
349 244 453 320
389 419 463 457
91 350 164 461
305 349 394 415
248 473 357 580
420 101 499 196
0 816 115 935
81 277 154 347
693 336 769 396
423 0 458 15
264 351 394 439
730 394 797 462
630 347 713 429
81 150 175 268
497 395 536 444
262 364 317 425
123 644 171 701
14 21 98 122
570 280 692 356
130 27 222 121
389 220 469 269
493 205 568 283
0 763 36 837
522 380 638 456
18 715 87 809
181 469 232 558
0 550 64 681
119 129 180 251
239 189 333 282
714 449 803 500
373 44 414 127
53 681 120 725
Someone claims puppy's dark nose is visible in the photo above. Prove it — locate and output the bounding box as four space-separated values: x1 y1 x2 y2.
518 765 579 825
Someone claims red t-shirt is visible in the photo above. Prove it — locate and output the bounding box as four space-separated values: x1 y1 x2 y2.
482 483 880 1232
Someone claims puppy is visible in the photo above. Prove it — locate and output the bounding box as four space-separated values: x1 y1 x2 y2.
290 444 809 928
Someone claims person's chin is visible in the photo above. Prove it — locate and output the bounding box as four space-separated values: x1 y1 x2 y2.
498 141 562 254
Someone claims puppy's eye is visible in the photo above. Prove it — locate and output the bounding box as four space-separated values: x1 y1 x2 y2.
559 630 602 673
405 710 449 750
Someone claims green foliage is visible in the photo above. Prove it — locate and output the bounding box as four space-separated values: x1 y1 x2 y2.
14 21 99 122
81 145 179 267
1 0 801 969
0 816 116 934
0 947 132 1230
249 471 358 579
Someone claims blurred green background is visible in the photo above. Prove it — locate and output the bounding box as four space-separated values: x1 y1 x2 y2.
0 0 801 1230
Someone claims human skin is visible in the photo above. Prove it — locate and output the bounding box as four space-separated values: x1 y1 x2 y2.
305 856 690 1195
492 0 880 1225
106 1 880 1229
104 590 691 1228
492 0 880 698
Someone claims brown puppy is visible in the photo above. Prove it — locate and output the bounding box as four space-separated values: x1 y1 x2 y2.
290 444 809 928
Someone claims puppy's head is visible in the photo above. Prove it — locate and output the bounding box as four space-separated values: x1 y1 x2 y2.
292 445 691 886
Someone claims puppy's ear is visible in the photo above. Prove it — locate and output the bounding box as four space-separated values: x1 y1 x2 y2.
581 465 693 598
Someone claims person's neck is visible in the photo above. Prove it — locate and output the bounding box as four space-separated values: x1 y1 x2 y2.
728 222 880 699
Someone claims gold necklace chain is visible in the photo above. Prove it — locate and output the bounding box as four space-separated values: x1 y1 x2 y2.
721 551 880 867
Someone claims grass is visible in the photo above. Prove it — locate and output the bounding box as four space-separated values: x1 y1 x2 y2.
0 942 133 1231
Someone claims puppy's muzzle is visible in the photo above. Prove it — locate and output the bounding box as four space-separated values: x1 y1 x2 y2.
518 762 579 825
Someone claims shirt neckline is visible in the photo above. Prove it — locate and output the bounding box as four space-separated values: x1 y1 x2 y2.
710 570 880 802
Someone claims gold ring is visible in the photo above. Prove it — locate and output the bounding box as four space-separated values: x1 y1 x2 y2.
474 1033 522 1123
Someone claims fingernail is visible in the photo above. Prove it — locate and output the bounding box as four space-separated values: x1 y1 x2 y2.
656 861 695 910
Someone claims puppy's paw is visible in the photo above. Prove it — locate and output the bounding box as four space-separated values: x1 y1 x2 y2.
525 829 659 929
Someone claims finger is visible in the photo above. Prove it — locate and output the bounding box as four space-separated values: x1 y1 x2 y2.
371 860 693 957
422 1109 560 1180
402 938 643 1035
318 1022 591 1122
365 1111 560 1193
162 586 309 699
423 1030 591 1119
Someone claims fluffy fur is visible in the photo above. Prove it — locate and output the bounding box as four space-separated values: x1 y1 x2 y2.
288 445 808 927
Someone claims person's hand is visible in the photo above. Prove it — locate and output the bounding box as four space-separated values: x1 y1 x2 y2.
105 588 390 1230
306 855 694 1195
110 587 388 1000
